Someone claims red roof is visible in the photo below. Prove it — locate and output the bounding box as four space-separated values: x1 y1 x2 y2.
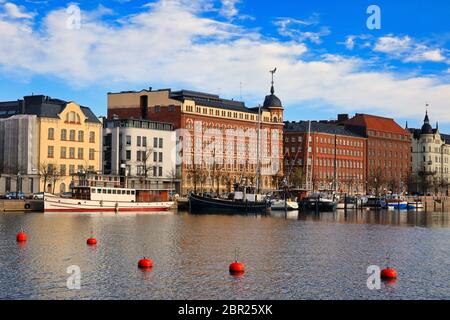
344 114 408 135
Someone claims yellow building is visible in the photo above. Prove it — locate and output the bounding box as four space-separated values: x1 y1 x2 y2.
38 101 102 193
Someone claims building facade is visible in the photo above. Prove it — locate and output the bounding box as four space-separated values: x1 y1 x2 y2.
0 115 40 194
103 118 177 193
107 85 284 195
342 114 411 194
0 95 103 194
408 111 450 195
283 121 367 194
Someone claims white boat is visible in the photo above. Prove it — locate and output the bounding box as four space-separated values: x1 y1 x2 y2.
336 202 356 209
387 201 408 210
44 186 174 213
407 201 424 210
271 199 299 211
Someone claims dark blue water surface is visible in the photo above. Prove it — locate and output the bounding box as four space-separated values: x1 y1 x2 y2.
0 210 449 300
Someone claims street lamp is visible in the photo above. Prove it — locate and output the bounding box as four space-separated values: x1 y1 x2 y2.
17 171 21 194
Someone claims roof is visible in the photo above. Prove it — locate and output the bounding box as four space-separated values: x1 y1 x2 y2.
0 95 101 124
284 121 366 138
169 89 256 113
409 127 450 144
343 113 409 135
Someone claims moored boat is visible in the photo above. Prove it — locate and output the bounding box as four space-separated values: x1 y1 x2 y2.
189 192 270 215
299 194 337 212
336 196 357 210
387 200 408 210
271 199 299 211
362 197 387 209
44 186 174 213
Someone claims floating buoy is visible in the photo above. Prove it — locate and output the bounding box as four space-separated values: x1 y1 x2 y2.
16 231 27 242
86 237 97 245
138 257 153 269
381 268 397 279
229 261 245 274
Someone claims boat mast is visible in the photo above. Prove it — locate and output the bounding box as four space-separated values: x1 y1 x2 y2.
305 120 312 191
333 134 337 193
256 104 261 193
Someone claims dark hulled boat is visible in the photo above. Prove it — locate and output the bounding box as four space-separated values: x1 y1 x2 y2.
189 193 270 215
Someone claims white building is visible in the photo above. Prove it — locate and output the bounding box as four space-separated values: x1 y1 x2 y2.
0 115 40 194
103 118 177 192
409 111 450 195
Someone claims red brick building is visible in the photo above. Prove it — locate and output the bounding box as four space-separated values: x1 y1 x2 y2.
107 86 284 195
284 121 367 194
341 114 411 194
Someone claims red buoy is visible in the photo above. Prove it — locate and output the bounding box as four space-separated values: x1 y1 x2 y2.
138 257 153 269
87 238 97 245
381 268 397 279
229 261 245 274
16 231 27 242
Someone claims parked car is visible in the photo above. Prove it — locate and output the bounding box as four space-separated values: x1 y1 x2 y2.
5 192 26 200
60 192 73 198
32 192 44 200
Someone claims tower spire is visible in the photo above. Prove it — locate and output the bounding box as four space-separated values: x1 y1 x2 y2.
270 67 277 95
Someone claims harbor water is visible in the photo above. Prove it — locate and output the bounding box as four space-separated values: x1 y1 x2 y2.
0 210 449 300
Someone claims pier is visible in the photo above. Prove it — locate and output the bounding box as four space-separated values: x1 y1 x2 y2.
0 200 43 213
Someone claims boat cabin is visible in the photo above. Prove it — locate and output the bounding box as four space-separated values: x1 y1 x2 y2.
73 186 136 202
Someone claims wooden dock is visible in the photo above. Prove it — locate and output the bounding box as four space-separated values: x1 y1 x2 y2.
0 200 44 212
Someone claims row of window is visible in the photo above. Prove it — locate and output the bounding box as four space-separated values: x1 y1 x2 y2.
368 149 407 159
368 130 409 141
314 172 364 181
91 188 135 195
125 151 163 163
420 145 450 154
184 105 281 123
285 136 365 148
47 164 95 175
285 146 363 158
125 136 163 148
368 159 407 169
368 140 408 150
48 128 96 143
48 146 96 160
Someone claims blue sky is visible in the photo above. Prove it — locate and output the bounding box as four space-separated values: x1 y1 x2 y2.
0 0 449 130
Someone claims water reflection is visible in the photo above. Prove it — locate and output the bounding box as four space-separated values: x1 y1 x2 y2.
0 211 449 300
270 210 450 228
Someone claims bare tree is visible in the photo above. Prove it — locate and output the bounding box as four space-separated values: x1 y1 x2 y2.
51 169 63 194
368 166 385 196
39 161 54 193
167 168 179 193
138 146 155 179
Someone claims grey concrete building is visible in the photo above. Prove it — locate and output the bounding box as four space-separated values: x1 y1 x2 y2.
0 114 40 195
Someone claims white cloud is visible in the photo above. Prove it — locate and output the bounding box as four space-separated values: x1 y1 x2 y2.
219 0 239 19
374 35 412 54
374 35 447 64
3 2 34 19
344 36 355 50
0 0 449 123
404 48 446 63
274 15 330 44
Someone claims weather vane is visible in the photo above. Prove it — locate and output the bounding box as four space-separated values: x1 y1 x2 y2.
270 67 277 86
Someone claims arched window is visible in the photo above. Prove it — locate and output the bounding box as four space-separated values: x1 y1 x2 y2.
66 111 80 123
